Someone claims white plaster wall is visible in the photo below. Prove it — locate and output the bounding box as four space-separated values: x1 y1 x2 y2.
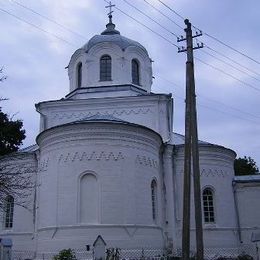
68 42 152 93
36 94 173 142
166 144 239 249
35 121 164 251
235 183 260 244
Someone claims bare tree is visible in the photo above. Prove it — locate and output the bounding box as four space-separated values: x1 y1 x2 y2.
0 152 37 212
0 67 7 83
0 67 8 102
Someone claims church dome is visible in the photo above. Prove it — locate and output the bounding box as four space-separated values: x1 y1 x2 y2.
67 17 153 97
83 24 148 55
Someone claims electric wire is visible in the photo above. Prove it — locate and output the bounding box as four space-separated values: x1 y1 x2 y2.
121 0 179 38
11 0 260 84
155 0 260 66
0 7 76 47
1 3 259 124
157 74 260 122
194 57 260 92
156 0 185 20
194 38 260 78
148 0 260 78
115 0 260 93
200 49 260 83
104 0 179 48
142 0 183 30
205 45 260 78
204 32 260 66
10 0 88 41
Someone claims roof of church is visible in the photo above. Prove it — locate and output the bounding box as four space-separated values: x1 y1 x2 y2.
233 175 260 183
19 132 217 154
170 132 236 155
83 21 148 54
170 132 211 145
19 144 38 152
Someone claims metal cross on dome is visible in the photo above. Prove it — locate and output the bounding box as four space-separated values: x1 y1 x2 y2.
105 1 115 21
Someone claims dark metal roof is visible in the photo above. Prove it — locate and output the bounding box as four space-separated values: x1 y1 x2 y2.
19 144 38 152
83 22 148 54
233 175 260 183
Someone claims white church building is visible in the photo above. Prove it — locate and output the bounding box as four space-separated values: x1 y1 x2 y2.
0 15 260 258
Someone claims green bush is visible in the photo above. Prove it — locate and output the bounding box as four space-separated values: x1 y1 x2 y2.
237 254 253 260
53 249 76 260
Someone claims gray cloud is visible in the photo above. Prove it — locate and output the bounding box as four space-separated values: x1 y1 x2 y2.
0 0 259 167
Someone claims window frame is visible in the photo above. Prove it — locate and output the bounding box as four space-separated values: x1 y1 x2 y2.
202 187 215 224
77 62 82 88
4 195 14 229
131 59 140 85
100 55 112 81
151 179 158 222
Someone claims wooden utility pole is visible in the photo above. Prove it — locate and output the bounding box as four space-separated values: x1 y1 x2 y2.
178 19 204 260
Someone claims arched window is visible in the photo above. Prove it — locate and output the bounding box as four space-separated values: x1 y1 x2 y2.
100 55 112 81
80 174 98 223
77 62 82 88
151 180 157 222
132 59 140 85
203 188 215 223
4 195 14 228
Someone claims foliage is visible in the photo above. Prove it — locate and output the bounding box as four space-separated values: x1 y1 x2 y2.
0 69 30 210
237 254 253 260
106 248 120 260
234 156 259 176
0 153 36 211
53 249 76 260
0 108 26 156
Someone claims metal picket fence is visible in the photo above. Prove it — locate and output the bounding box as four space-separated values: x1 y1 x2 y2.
11 244 258 260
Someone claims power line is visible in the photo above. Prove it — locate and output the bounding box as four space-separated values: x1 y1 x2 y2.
197 102 260 124
121 0 179 38
142 0 183 30
13 0 260 84
200 49 260 83
10 0 88 41
195 57 260 93
155 0 260 66
145 0 260 78
197 94 260 120
205 45 260 78
2 2 259 125
157 74 260 122
0 7 76 47
104 0 179 48
114 1 260 94
204 32 260 66
156 0 185 20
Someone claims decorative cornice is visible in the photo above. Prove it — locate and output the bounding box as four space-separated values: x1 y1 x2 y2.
177 168 231 178
38 157 49 172
50 108 153 120
58 151 125 164
135 155 159 169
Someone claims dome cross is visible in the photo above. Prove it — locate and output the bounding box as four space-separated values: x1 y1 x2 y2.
105 1 115 23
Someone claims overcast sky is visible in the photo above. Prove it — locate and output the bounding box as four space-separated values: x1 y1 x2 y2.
0 0 259 167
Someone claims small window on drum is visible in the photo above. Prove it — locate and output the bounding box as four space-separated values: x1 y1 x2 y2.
100 55 112 81
77 62 82 88
132 59 140 85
